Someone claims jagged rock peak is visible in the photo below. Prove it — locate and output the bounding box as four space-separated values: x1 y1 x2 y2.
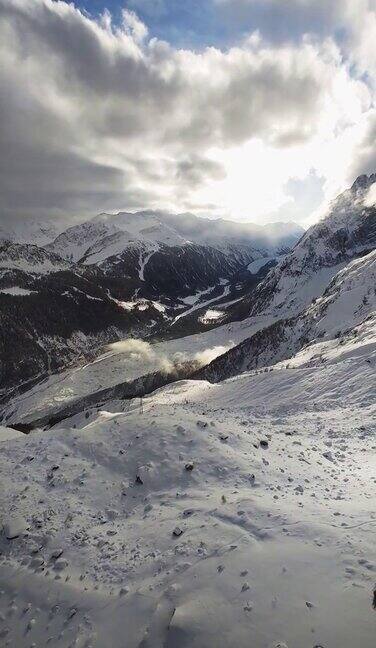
351 173 376 192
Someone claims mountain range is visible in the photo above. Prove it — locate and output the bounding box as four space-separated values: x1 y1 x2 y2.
0 211 303 395
1 175 376 648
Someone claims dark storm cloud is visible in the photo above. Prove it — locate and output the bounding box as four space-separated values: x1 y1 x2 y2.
0 0 368 222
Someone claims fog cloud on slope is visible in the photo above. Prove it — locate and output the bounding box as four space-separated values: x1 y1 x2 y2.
109 338 233 375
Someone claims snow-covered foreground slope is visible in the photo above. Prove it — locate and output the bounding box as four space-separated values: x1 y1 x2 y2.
0 332 375 647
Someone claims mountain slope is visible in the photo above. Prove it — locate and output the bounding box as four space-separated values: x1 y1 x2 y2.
0 243 169 395
241 174 376 318
46 211 302 303
197 247 376 382
0 240 71 276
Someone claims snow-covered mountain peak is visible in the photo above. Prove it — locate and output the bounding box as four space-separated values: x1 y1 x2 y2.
93 211 188 246
47 218 125 262
247 174 376 318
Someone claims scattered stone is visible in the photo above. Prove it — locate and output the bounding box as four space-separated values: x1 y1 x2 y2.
182 509 194 517
106 509 119 520
185 462 194 471
172 526 183 537
30 557 44 569
3 516 27 540
50 548 64 560
54 559 69 571
260 440 269 449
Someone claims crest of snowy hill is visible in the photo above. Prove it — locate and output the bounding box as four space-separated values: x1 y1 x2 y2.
0 219 65 247
0 240 72 276
244 174 376 318
197 247 376 382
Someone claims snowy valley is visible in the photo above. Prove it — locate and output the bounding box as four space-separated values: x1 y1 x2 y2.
0 176 376 648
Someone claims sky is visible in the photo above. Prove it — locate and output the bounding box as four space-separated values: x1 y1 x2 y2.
1 0 376 228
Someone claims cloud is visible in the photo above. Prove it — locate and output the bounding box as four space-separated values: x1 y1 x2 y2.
214 0 345 42
108 337 233 375
261 170 325 224
0 0 374 225
215 1 376 94
347 110 376 180
122 8 149 43
214 0 376 45
193 344 234 365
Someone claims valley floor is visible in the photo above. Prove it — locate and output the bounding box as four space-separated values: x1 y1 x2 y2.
1 345 375 647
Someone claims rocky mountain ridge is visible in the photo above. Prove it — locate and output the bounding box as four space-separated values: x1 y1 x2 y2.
0 212 302 394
